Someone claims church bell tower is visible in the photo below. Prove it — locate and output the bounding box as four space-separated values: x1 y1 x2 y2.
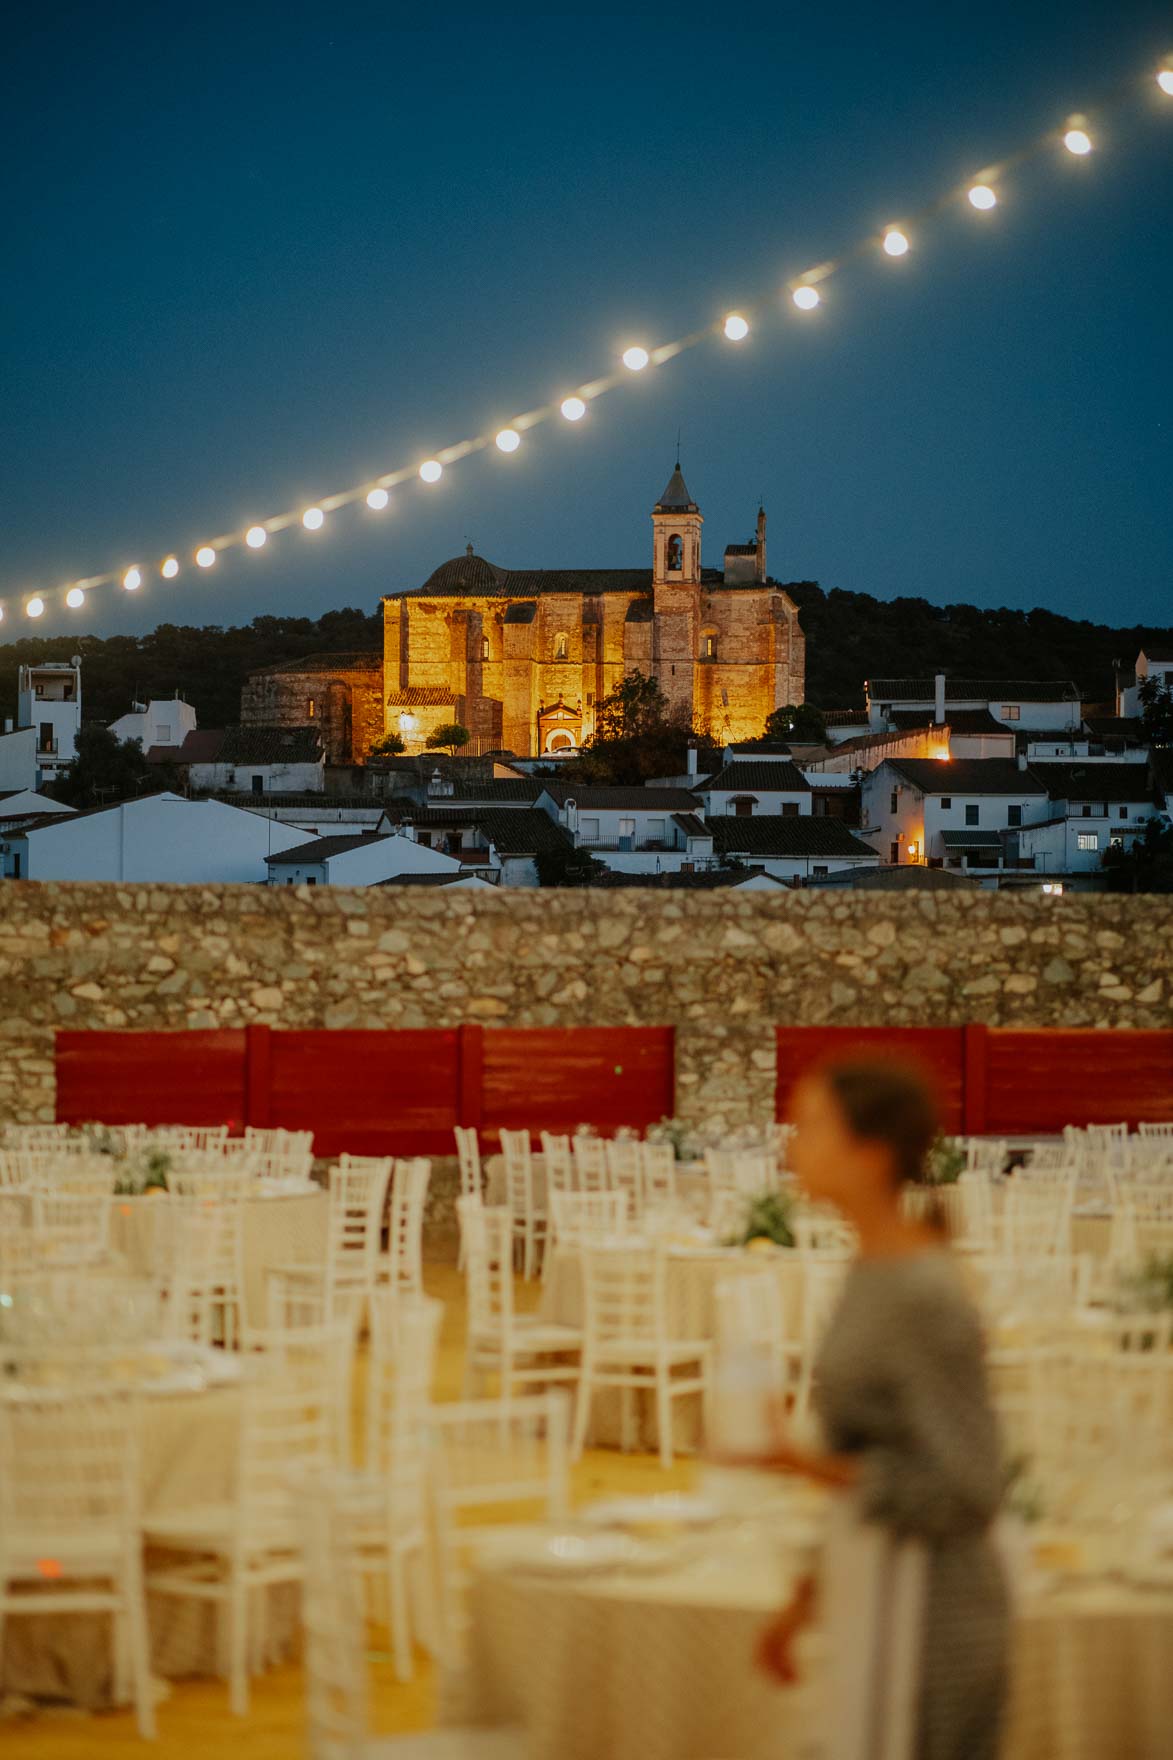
650 462 702 721
651 461 703 586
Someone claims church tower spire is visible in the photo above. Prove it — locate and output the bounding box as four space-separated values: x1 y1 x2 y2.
651 461 702 586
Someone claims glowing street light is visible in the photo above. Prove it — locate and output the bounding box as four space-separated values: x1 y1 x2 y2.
792 285 821 310
622 346 649 371
1064 128 1092 155
366 488 389 510
26 597 45 618
723 313 749 341
66 587 85 609
419 460 442 483
245 525 267 548
968 183 997 210
302 506 325 530
161 557 180 579
122 566 142 591
195 546 216 569
882 227 910 257
560 396 586 421
495 427 521 453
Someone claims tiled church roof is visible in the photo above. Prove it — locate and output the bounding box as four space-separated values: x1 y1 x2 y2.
250 650 381 677
391 559 810 601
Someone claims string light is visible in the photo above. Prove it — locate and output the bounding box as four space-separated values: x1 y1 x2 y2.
66 587 85 609
14 59 1170 625
0 608 5 624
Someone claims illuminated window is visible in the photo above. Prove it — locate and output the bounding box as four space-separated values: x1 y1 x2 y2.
1076 832 1098 851
307 697 316 718
1001 705 1020 721
482 637 490 660
703 634 717 659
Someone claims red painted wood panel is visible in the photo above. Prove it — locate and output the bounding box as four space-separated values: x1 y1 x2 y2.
481 1027 675 1144
265 1028 462 1157
775 1027 966 1134
55 1030 248 1130
982 1030 1173 1133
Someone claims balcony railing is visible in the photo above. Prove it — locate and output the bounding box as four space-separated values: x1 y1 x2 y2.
577 836 683 853
37 739 59 756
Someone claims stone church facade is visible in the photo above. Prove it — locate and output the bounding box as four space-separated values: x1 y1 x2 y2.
243 467 806 762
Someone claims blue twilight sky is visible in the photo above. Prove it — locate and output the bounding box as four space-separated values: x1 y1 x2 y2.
2 0 1172 639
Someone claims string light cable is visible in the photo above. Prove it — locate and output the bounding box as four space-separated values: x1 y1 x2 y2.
7 57 1172 625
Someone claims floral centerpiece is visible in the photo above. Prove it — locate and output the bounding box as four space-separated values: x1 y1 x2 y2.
922 1135 966 1186
112 1147 172 1196
724 1189 796 1250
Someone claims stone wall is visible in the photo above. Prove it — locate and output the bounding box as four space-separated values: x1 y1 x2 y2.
0 884 1170 1130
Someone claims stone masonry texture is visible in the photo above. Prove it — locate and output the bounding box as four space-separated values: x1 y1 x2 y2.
0 885 1170 1132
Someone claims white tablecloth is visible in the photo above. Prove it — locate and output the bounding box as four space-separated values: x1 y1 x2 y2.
443 1524 1173 1760
484 1154 709 1216
110 1188 328 1327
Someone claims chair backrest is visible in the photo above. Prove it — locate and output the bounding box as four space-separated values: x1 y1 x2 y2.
954 1170 994 1246
581 1240 666 1349
549 1189 628 1250
238 1326 346 1538
1000 1179 1073 1256
453 1126 482 1200
499 1130 537 1222
365 1292 442 1483
125 1124 230 1153
639 1141 677 1206
970 1252 1084 1328
326 1156 393 1295
430 1390 570 1528
29 1190 111 1265
571 1134 609 1193
168 1194 244 1345
0 1383 141 1552
539 1132 574 1196
298 1471 373 1759
463 1206 514 1340
1136 1121 1173 1140
13 1149 116 1189
169 1166 256 1201
604 1138 643 1215
243 1125 314 1170
962 1138 1007 1178
1111 1183 1173 1262
387 1158 430 1298
714 1270 789 1385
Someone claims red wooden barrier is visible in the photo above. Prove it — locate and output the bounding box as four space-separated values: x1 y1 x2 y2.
54 1024 676 1154
775 1027 966 1133
480 1026 675 1145
775 1025 1173 1135
56 1029 248 1130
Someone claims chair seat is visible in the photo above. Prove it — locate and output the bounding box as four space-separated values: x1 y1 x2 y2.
267 1260 326 1283
144 1504 298 1556
590 1337 709 1365
471 1319 581 1355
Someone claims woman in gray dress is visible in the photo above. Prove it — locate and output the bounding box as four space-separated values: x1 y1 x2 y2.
753 1060 1009 1760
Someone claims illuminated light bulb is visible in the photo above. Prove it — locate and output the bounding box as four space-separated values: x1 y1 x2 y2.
66 587 85 609
1158 69 1173 96
161 556 180 579
792 285 821 310
302 506 324 530
122 566 142 591
196 546 217 569
495 427 521 453
0 606 5 623
621 346 649 371
882 227 910 257
419 460 442 483
245 525 267 549
968 183 997 210
366 487 389 510
723 313 749 341
1064 128 1092 155
560 396 586 421
26 597 45 618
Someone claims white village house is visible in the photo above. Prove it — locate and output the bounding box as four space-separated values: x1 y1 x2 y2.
263 831 468 888
109 696 198 754
860 758 1050 871
537 786 715 876
0 794 315 883
188 726 325 796
708 816 880 883
692 760 812 818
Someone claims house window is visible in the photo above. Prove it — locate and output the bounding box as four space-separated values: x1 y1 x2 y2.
703 634 717 659
157 724 172 744
732 797 753 818
618 817 635 836
890 791 898 814
781 801 799 818
1081 804 1091 817
586 693 595 707
482 637 490 660
1118 806 1128 819
306 876 317 885
965 804 979 826
940 797 952 809
647 818 666 842
1076 832 1098 851
1001 705 1020 721
812 865 828 877
666 535 683 572
12 854 20 879
580 817 599 839
1098 802 1108 817
307 697 316 718
1007 805 1022 827
553 632 569 661
251 775 264 796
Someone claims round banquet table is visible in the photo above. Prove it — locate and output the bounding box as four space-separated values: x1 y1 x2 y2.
0 1374 298 1708
443 1524 1173 1760
110 1186 328 1328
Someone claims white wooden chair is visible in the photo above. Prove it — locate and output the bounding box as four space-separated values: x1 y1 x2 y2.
242 1126 314 1180
548 1189 628 1255
124 1123 230 1153
571 1134 610 1194
604 1137 644 1218
0 1385 155 1736
269 1154 392 1331
573 1240 710 1469
1000 1177 1074 1257
461 1205 580 1407
640 1140 678 1207
170 1193 246 1350
380 1158 430 1298
362 1294 443 1679
453 1128 482 1269
1110 1183 1173 1262
30 1189 112 1267
499 1129 546 1280
714 1269 791 1391
146 1323 347 1713
539 1131 574 1198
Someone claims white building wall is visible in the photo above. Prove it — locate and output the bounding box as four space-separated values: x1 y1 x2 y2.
190 759 325 795
109 699 198 750
0 729 38 793
14 795 314 883
699 788 811 816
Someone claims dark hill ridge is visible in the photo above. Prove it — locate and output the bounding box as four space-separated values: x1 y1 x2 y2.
1 590 1168 731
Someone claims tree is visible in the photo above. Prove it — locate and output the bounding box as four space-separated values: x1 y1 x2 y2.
426 723 470 754
1102 815 1173 894
534 844 602 888
1137 677 1173 748
561 669 719 786
49 724 176 807
764 703 828 744
368 731 406 758
592 669 669 740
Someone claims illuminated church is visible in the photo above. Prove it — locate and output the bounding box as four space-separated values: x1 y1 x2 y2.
245 467 806 761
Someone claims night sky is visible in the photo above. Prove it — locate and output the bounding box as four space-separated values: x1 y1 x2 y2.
3 0 1172 640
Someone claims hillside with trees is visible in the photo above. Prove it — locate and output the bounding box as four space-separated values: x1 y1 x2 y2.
1 588 1169 732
